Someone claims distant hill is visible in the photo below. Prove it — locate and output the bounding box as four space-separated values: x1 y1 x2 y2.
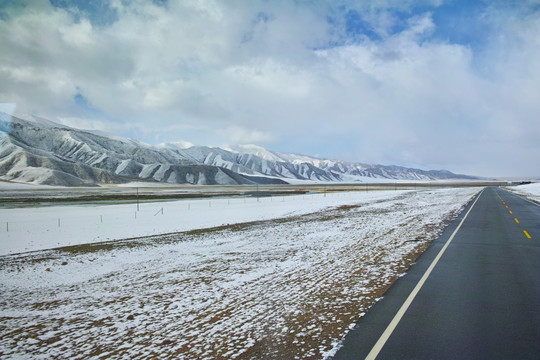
0 112 475 186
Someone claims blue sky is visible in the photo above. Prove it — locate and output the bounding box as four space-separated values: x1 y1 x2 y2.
1 0 540 177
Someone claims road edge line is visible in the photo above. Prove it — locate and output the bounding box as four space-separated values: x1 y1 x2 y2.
364 189 484 360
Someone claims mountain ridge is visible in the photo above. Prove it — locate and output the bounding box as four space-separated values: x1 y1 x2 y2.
0 112 475 186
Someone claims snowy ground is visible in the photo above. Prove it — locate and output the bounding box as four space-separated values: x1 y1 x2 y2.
0 188 480 359
0 180 66 190
504 182 540 204
1 190 427 255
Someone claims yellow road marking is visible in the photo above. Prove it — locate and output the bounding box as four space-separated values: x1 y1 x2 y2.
524 230 532 239
509 210 513 214
505 205 509 208
514 218 519 224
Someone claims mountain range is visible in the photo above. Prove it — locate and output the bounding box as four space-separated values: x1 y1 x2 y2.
0 112 475 186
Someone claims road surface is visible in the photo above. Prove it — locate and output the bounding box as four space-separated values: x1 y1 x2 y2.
333 187 540 359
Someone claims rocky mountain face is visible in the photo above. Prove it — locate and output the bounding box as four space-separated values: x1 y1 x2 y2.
0 113 474 186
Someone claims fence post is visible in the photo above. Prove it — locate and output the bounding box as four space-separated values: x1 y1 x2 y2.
6 222 8 232
58 218 60 227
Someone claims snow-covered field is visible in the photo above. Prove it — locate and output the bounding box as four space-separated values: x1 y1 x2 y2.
1 190 430 255
505 182 540 203
0 188 480 359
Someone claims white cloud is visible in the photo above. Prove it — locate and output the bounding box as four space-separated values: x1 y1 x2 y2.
59 19 94 47
0 1 539 176
0 103 16 116
57 117 118 133
218 125 275 145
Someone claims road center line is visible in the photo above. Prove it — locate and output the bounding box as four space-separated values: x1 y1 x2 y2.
515 218 519 224
364 190 484 360
524 230 532 239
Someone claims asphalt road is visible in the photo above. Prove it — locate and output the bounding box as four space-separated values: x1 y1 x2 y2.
332 187 540 360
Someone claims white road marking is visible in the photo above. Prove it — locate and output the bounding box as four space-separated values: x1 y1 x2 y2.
364 189 484 360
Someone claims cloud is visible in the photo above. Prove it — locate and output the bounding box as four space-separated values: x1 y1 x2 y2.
0 0 539 176
217 125 275 145
56 116 124 133
0 103 16 116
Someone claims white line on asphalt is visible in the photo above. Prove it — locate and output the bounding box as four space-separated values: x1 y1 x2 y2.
364 189 484 360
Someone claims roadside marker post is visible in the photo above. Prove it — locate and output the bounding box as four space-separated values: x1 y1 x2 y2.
136 187 140 212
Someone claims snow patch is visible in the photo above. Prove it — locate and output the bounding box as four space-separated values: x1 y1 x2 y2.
505 182 540 203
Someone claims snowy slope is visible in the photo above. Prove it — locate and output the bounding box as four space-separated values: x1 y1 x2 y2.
0 112 475 186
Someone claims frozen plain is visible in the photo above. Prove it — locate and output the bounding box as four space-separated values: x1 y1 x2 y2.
0 188 458 256
0 187 489 359
505 181 540 203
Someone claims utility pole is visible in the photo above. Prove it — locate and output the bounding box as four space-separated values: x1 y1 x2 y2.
137 187 139 212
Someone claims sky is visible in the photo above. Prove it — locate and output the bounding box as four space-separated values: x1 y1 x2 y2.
0 0 539 178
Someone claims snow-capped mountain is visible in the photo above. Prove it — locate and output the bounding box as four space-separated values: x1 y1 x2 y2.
0 112 474 186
